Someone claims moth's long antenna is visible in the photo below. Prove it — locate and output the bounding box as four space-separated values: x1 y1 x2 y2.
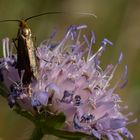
25 12 64 21
0 19 20 23
25 12 97 21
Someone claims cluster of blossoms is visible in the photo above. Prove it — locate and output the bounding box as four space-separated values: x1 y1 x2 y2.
0 24 136 140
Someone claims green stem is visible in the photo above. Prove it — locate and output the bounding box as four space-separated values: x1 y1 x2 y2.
29 126 44 140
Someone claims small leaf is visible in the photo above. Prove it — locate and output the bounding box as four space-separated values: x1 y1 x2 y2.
43 112 66 129
14 106 35 122
29 127 43 140
43 127 94 140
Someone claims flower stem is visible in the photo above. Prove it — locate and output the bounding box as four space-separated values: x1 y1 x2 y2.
29 126 44 140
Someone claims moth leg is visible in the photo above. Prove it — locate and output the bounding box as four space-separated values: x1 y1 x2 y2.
0 59 4 81
12 38 18 49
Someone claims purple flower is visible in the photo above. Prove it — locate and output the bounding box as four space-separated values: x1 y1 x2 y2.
0 25 136 140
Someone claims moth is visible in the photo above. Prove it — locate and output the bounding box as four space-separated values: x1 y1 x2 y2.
0 12 63 85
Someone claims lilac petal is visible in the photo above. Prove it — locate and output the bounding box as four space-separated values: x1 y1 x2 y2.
120 79 128 89
49 29 57 39
83 31 95 50
45 83 61 98
70 31 76 40
107 133 115 140
112 133 123 140
91 38 112 61
56 25 77 49
110 118 126 130
101 38 113 46
112 94 121 102
98 118 111 130
48 44 58 50
73 113 83 129
91 129 101 139
118 52 123 64
56 25 86 51
68 25 78 40
31 92 48 107
127 118 138 125
88 45 105 62
83 35 90 48
103 64 114 75
94 57 100 69
91 31 95 44
122 65 128 80
92 102 114 121
54 100 76 121
120 128 133 140
68 25 87 40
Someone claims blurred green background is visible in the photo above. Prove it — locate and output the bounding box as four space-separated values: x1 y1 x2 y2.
0 0 140 139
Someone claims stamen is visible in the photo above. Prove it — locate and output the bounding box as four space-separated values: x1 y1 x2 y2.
60 90 73 104
74 95 82 106
118 52 123 64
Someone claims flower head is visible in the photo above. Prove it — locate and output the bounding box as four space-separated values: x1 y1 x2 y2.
0 25 136 140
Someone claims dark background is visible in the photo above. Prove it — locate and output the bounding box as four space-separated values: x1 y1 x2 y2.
0 0 140 139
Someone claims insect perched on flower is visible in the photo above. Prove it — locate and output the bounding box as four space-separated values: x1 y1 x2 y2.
0 16 136 139
0 12 68 85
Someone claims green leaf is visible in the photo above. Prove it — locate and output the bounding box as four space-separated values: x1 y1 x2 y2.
29 127 44 140
44 112 66 129
32 112 65 128
42 127 94 140
30 112 94 140
14 106 35 122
